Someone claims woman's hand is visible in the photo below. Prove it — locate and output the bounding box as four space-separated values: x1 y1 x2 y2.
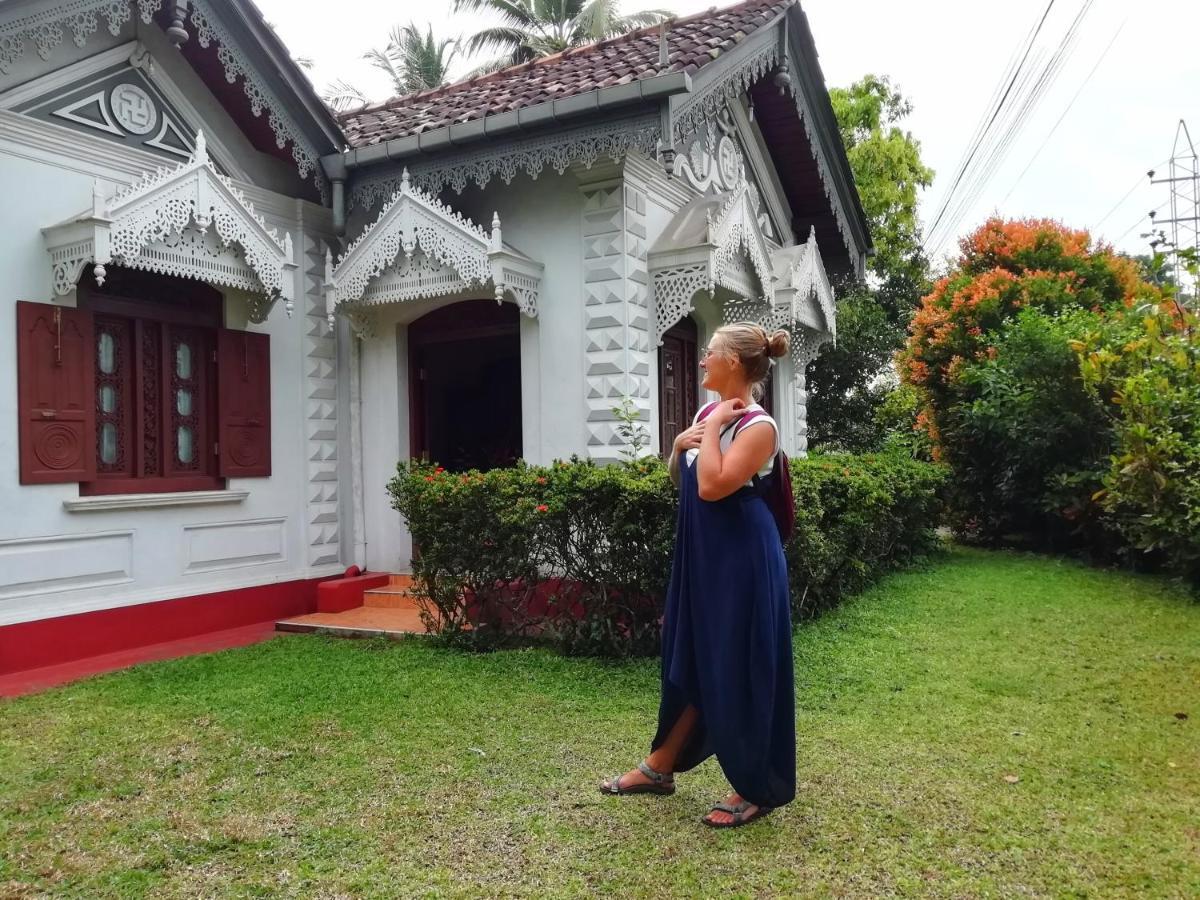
707 398 748 426
673 420 707 454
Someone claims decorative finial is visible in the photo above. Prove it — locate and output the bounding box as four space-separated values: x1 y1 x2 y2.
284 297 294 318
166 1 189 47
658 19 670 69
93 263 107 287
491 212 502 252
193 130 207 164
773 68 792 96
91 179 105 217
401 168 410 192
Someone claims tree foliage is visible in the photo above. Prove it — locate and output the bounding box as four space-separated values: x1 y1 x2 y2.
807 76 934 451
325 23 459 111
454 0 669 75
829 75 934 286
897 217 1200 578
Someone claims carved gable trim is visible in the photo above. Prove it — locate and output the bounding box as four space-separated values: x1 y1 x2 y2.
42 131 297 319
326 170 544 329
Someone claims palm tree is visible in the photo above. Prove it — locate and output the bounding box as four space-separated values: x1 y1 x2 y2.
455 0 670 74
325 23 460 112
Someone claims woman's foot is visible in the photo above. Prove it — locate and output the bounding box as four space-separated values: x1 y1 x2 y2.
598 760 675 795
702 793 772 827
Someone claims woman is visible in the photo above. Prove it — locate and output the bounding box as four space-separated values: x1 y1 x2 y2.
600 322 794 828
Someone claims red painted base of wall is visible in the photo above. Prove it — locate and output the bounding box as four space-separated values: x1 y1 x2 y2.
0 577 326 676
0 621 280 698
317 572 389 613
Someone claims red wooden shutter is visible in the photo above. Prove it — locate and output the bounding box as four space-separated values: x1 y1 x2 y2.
216 328 271 477
17 301 96 484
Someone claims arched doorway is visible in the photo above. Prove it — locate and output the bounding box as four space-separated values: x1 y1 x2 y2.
409 300 522 471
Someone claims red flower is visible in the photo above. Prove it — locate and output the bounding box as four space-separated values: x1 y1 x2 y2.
536 504 549 513
435 466 446 474
536 477 547 485
424 475 434 482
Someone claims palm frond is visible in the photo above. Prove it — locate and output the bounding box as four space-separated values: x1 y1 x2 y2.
323 79 371 112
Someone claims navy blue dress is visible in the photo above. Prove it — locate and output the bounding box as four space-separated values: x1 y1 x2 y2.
652 432 796 809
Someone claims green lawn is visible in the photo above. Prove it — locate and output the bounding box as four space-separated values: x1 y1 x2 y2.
1 548 1197 898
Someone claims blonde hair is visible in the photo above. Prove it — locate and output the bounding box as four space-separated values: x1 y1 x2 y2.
714 322 790 401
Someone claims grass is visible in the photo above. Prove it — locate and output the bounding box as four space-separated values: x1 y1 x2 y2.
1 547 1197 898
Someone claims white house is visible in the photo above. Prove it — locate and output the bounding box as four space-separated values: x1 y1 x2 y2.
0 0 870 673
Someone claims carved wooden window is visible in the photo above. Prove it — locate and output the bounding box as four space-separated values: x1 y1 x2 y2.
16 268 272 492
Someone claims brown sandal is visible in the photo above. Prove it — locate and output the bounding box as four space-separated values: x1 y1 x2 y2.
599 760 675 796
702 798 773 828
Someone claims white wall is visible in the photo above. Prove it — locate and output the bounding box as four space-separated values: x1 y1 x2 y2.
0 147 340 626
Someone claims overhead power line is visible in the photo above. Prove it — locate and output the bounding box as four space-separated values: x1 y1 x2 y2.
1001 17 1127 204
924 0 1060 247
927 0 1095 256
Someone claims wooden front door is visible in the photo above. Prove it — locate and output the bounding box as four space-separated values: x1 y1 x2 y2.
658 316 698 457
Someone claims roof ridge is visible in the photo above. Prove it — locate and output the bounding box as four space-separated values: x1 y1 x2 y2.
337 0 793 124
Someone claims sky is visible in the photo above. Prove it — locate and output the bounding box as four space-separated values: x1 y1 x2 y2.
260 0 1200 266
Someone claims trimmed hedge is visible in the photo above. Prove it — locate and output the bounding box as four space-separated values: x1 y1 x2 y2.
388 452 947 657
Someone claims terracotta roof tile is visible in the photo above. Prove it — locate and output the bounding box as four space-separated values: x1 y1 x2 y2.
338 0 795 148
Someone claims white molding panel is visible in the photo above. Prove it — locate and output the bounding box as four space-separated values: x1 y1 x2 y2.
182 517 287 574
0 530 133 600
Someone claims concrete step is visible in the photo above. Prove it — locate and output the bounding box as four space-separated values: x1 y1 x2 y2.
276 605 433 638
362 587 422 610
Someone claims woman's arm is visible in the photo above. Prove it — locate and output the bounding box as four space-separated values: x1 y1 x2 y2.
696 412 774 501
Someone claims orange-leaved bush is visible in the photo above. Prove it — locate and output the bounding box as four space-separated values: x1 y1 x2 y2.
898 218 1165 546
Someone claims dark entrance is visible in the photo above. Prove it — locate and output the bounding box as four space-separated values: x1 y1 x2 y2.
409 300 522 472
658 316 699 457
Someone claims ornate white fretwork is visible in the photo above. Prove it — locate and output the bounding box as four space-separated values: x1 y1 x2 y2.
42 132 296 318
326 170 543 326
652 263 710 345
674 118 777 242
773 226 835 340
349 115 662 210
778 56 856 265
0 0 155 75
672 40 781 145
649 181 777 343
187 0 325 197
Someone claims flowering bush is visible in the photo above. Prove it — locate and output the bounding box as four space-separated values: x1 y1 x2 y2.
388 453 947 656
900 218 1199 581
899 218 1164 546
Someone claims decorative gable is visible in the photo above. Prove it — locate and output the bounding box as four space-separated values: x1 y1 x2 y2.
10 49 196 162
42 132 296 319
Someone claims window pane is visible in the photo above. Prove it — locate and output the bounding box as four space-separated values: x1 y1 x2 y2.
177 426 193 464
99 384 116 413
176 389 192 417
98 332 115 374
100 423 118 465
176 342 192 379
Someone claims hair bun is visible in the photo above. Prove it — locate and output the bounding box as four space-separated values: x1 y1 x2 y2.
766 329 790 358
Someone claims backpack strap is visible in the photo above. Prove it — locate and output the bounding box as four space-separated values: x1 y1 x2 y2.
731 410 767 434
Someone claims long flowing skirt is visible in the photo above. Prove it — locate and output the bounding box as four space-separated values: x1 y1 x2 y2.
651 456 795 808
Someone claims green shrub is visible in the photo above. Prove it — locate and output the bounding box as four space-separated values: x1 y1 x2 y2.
388 452 948 656
1076 301 1200 584
787 453 947 618
941 307 1115 547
